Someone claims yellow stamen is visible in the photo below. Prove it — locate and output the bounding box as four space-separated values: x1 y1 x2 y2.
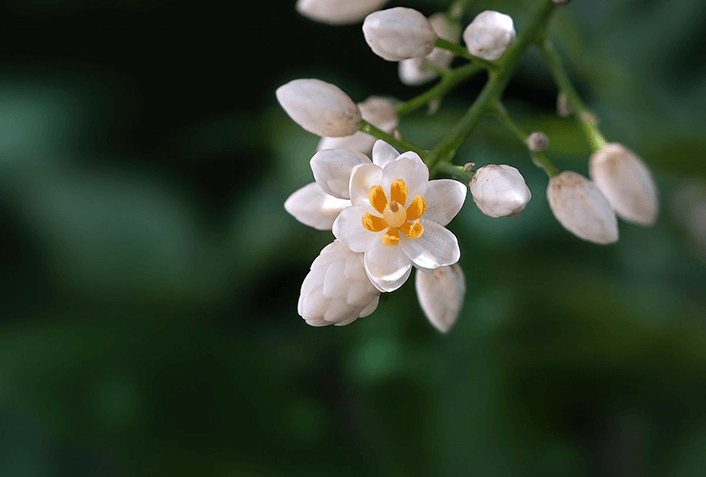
382 228 401 247
362 213 388 232
406 195 426 220
382 202 407 229
390 179 408 206
400 220 424 239
368 185 387 214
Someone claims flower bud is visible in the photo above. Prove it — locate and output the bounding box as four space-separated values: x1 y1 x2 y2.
527 131 549 152
588 143 659 226
470 164 531 218
463 11 515 61
553 0 571 5
547 171 619 244
415 265 465 333
298 241 380 326
362 7 437 62
317 96 398 155
296 0 389 25
398 13 461 86
276 79 362 137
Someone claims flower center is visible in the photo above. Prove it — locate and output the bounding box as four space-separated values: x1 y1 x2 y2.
361 179 427 247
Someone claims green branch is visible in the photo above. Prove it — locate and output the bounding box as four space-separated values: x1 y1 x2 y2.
359 119 429 159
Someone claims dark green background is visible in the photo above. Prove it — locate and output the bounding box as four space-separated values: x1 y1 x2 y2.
1 0 705 475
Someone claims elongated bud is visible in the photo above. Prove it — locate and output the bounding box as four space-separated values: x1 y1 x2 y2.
298 241 380 327
470 164 531 218
317 96 398 155
463 11 515 61
276 79 362 137
399 13 461 86
547 171 619 244
296 0 389 25
363 7 437 61
415 265 465 333
588 143 659 226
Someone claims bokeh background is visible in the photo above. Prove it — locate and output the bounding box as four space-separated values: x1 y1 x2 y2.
1 0 706 475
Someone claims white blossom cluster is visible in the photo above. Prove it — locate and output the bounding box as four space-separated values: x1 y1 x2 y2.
276 0 660 331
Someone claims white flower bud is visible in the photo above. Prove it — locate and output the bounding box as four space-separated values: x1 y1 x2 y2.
470 164 531 218
398 13 461 86
298 241 380 327
363 7 437 62
463 11 515 61
415 265 465 333
276 79 362 137
588 143 659 226
317 96 398 155
527 131 549 152
547 171 619 244
296 0 389 25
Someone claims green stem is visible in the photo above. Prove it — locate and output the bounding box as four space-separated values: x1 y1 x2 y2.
359 119 429 159
492 103 560 177
435 162 474 183
434 37 473 60
395 62 484 118
539 39 608 153
431 0 556 171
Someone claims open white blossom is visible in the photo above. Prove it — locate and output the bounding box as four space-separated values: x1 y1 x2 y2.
276 79 361 137
299 240 380 326
317 96 399 156
463 11 515 61
363 7 437 61
415 264 465 333
296 0 389 25
589 143 659 226
333 140 467 292
470 164 531 218
399 13 461 86
547 171 619 244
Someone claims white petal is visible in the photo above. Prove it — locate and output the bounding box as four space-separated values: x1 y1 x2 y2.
415 264 465 333
358 295 380 317
423 179 467 226
284 182 351 230
317 132 377 157
349 162 383 206
364 243 413 292
332 205 381 252
296 0 390 25
400 219 460 271
310 148 371 199
372 140 399 168
381 152 429 202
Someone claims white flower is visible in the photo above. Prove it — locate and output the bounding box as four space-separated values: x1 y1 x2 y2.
415 264 465 333
547 171 619 244
470 164 531 218
299 240 380 326
296 0 389 25
332 140 467 292
589 143 659 226
317 96 399 156
398 13 461 86
463 11 515 61
362 7 438 62
276 79 361 137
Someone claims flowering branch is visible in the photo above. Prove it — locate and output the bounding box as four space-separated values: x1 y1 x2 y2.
359 119 429 158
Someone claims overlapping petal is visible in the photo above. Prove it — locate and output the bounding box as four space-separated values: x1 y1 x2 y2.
371 140 400 168
311 148 371 199
349 162 383 206
364 243 413 292
400 219 460 271
423 179 467 226
333 205 381 252
381 152 428 201
285 182 351 230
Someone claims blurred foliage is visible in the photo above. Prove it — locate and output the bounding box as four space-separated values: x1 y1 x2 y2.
0 0 705 476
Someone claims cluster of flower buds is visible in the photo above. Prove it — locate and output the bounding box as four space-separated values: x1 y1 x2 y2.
277 1 660 331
